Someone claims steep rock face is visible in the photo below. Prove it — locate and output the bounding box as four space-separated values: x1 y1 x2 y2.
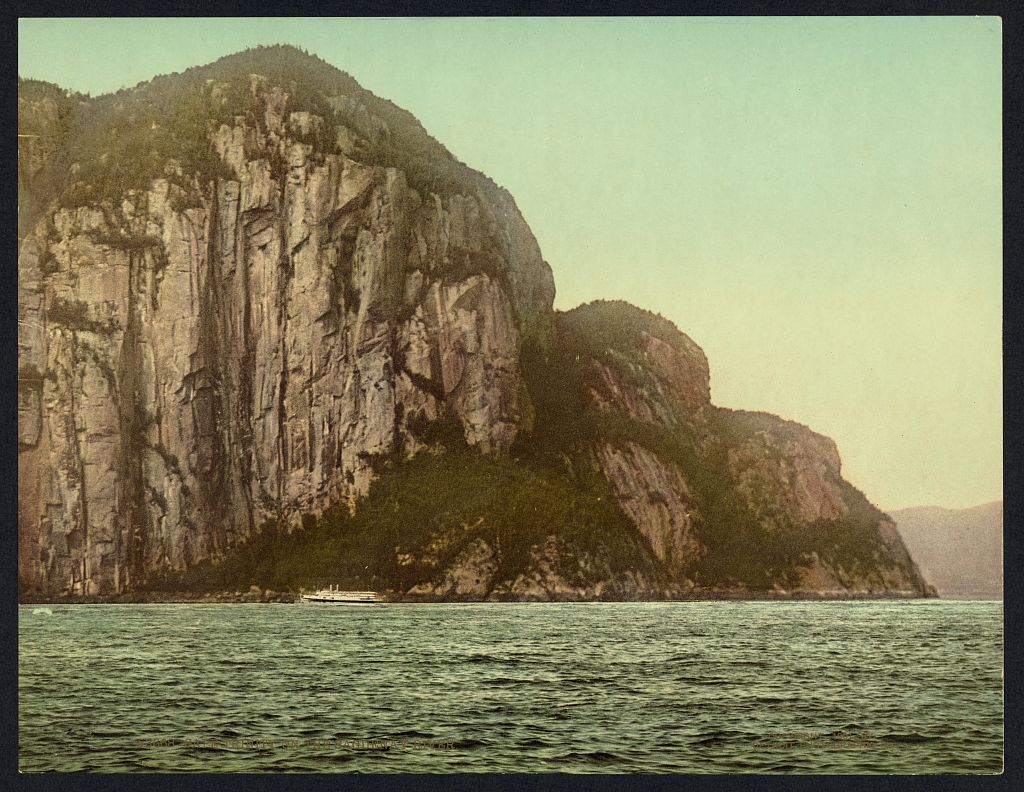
582 325 710 427
590 441 700 571
19 74 554 595
724 416 846 525
559 302 934 596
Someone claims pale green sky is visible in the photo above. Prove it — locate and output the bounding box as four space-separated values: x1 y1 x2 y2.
18 17 1002 511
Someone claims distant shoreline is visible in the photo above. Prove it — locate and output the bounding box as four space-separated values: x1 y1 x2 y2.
19 590 948 605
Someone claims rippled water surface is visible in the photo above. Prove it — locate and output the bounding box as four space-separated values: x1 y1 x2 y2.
19 600 1002 773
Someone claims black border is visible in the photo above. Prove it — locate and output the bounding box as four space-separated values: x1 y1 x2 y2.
4 3 1020 791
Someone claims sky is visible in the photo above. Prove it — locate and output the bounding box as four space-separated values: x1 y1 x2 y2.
18 17 1002 511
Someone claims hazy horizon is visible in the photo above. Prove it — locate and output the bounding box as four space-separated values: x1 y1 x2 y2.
18 17 1002 511
886 499 1004 516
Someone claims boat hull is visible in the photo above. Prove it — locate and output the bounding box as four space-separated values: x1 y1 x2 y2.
299 589 385 604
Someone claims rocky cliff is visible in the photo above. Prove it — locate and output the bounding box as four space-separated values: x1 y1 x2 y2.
18 46 933 600
18 49 553 595
522 301 933 597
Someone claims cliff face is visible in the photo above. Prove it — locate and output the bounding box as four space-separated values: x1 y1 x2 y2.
19 47 932 599
554 301 933 597
19 60 553 594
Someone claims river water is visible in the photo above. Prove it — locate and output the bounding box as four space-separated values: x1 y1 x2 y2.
18 600 1002 773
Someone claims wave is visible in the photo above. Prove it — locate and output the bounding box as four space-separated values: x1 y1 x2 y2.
17 600 1003 773
880 733 940 744
558 750 623 763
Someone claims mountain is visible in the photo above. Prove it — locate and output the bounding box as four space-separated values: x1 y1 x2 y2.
889 503 1002 598
18 45 934 601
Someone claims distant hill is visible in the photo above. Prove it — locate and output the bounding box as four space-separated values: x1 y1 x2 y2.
889 502 1002 598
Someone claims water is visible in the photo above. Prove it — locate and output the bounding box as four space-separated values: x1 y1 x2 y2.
19 600 1002 773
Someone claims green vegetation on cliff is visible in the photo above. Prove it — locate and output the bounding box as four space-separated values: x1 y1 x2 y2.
151 304 678 596
146 297 922 598
18 78 86 235
558 299 697 360
531 301 918 591
22 45 485 213
150 448 662 596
